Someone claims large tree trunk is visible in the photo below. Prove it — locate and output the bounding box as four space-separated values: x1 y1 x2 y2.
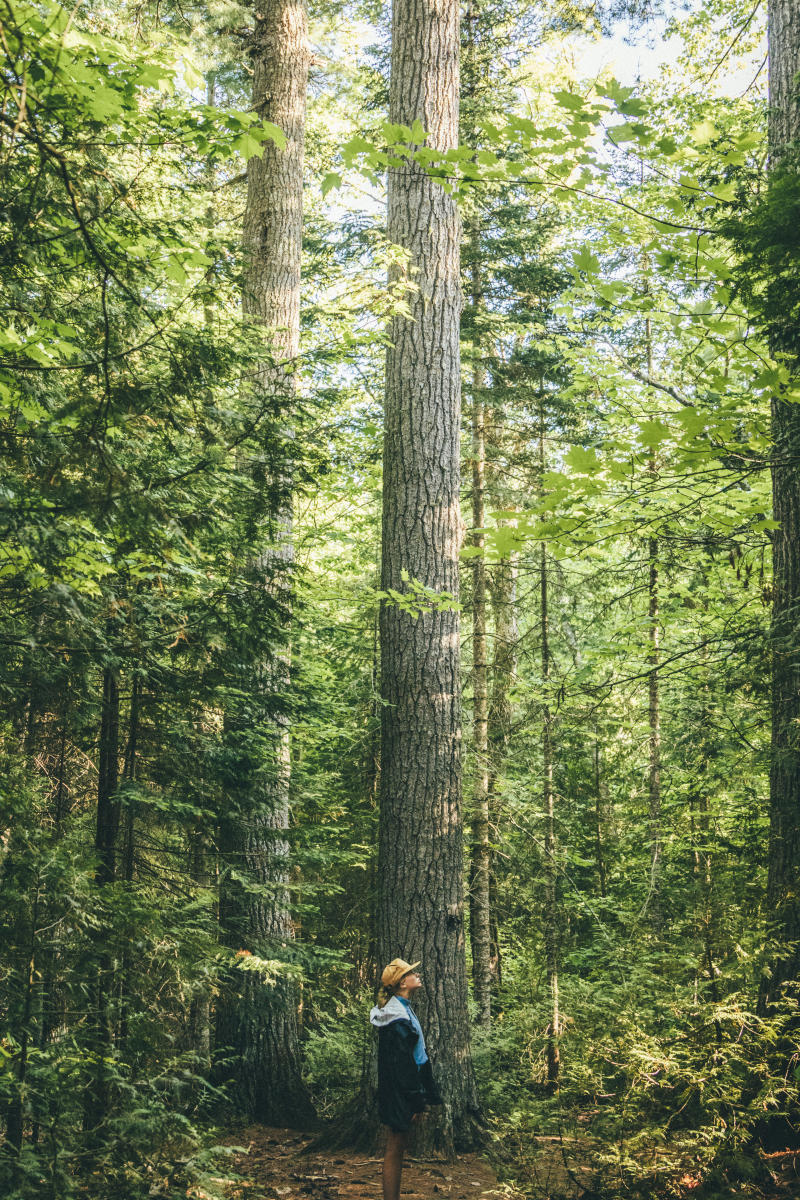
379 0 479 1156
215 0 313 1126
765 0 800 1006
768 0 800 155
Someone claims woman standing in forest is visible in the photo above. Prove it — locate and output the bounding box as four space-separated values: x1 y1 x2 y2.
370 959 442 1200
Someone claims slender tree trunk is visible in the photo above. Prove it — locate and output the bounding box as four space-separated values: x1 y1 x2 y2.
463 0 493 1028
215 0 313 1125
84 666 120 1136
643 301 662 929
121 677 139 887
486 410 521 993
119 678 139 1050
594 728 608 899
3 696 41 1166
185 73 214 1078
189 822 212 1071
468 220 492 1029
204 72 217 330
95 668 120 888
693 648 722 1041
5 890 38 1164
366 584 381 988
487 545 517 991
32 711 72 1150
539 412 559 1091
379 0 478 1155
647 523 661 926
54 721 67 829
764 0 800 1007
2 678 42 1165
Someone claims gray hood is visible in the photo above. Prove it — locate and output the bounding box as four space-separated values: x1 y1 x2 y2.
369 995 409 1027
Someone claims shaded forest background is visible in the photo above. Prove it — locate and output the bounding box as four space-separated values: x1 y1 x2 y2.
2 0 800 1195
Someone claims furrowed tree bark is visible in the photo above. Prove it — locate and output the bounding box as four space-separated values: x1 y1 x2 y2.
379 0 479 1155
764 0 800 1009
215 0 314 1126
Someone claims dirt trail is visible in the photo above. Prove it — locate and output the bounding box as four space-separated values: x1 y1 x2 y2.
217 1126 512 1200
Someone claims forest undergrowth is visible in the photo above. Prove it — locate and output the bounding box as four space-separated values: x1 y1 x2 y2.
298 977 800 1200
2 0 800 1195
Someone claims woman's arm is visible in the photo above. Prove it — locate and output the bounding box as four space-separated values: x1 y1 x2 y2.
388 1023 427 1113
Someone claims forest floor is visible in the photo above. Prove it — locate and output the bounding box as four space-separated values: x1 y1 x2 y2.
211 1126 528 1200
205 1125 800 1200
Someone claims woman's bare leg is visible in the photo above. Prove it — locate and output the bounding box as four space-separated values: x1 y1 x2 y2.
382 1128 409 1200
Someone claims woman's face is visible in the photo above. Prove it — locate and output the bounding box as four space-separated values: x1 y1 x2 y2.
399 970 422 995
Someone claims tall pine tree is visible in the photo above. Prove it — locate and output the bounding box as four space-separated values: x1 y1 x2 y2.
378 0 480 1155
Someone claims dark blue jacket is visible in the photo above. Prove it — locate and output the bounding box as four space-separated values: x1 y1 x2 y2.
370 997 442 1131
